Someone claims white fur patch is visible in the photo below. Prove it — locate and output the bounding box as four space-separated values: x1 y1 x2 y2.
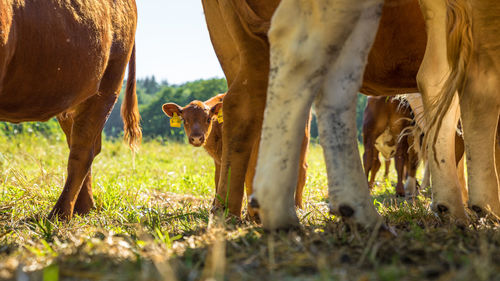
374 128 396 159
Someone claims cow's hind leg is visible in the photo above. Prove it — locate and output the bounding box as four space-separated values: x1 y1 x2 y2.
460 71 500 217
57 115 102 215
49 59 126 220
394 136 408 197
417 0 466 221
253 0 384 230
404 136 420 197
384 159 391 179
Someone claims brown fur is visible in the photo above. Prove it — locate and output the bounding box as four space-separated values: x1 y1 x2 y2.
0 0 139 219
362 96 420 196
427 0 500 216
361 0 426 96
426 0 473 161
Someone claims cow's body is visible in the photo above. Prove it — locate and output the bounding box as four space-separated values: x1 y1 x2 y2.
362 96 420 196
0 0 140 219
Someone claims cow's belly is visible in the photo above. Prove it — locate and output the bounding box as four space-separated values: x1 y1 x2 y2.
374 128 396 159
0 72 101 122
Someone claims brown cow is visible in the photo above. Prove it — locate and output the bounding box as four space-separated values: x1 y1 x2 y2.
201 0 312 218
362 96 420 197
0 1 141 219
162 93 309 218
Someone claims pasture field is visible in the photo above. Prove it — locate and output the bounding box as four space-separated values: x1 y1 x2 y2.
0 134 499 281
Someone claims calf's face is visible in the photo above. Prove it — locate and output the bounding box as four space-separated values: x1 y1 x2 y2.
162 101 223 147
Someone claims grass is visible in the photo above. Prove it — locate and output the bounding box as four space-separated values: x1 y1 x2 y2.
0 133 499 281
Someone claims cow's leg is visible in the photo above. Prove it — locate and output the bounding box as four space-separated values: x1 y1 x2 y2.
363 128 384 188
56 115 95 215
49 95 117 219
295 116 311 209
421 161 430 190
362 143 373 181
205 0 270 218
369 152 381 188
57 115 102 215
215 75 267 217
384 159 391 179
417 0 466 220
214 160 221 196
394 136 407 197
496 120 500 179
245 141 259 220
454 134 468 203
253 0 384 230
49 59 126 220
404 137 420 197
459 72 500 217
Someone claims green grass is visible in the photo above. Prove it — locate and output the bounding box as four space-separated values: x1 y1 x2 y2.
0 133 499 281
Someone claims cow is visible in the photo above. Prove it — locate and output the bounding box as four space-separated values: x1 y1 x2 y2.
428 0 500 218
201 0 313 219
250 0 484 230
162 94 310 219
362 96 421 197
0 1 141 220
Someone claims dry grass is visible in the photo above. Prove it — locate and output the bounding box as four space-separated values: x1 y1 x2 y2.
0 133 499 281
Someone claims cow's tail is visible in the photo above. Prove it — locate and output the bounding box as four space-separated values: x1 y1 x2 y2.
121 43 142 153
426 0 473 163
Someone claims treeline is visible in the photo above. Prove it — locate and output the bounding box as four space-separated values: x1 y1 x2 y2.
104 77 229 141
0 76 367 142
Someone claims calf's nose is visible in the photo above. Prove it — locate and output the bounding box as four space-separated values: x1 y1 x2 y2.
190 135 205 145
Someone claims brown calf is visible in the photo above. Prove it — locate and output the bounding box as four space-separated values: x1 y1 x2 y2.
162 94 309 218
362 96 420 197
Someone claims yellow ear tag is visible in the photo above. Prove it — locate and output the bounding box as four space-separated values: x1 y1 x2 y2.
170 112 182 128
217 108 223 123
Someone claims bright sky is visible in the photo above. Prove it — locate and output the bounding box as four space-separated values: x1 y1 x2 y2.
135 1 224 84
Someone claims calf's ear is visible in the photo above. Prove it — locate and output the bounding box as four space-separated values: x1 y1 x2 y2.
162 103 183 118
210 102 223 117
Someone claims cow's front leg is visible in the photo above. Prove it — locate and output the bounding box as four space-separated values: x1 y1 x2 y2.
254 0 384 230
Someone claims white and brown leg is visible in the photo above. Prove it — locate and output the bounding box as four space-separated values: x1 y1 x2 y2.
253 0 384 230
417 0 467 220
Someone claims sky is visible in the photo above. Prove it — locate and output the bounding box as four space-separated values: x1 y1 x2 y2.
135 1 224 84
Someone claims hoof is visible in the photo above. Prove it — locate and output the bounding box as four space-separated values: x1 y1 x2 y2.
73 203 95 216
249 195 260 209
338 204 355 218
48 208 71 221
436 204 449 214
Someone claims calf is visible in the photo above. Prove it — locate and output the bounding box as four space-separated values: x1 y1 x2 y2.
162 94 309 219
362 96 421 197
